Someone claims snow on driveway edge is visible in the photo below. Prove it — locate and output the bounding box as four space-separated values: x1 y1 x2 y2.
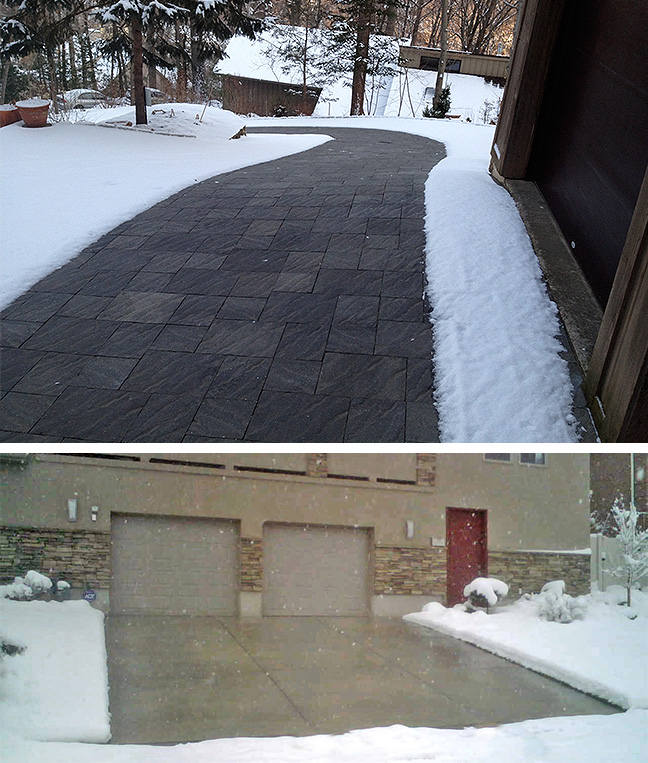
404 611 628 709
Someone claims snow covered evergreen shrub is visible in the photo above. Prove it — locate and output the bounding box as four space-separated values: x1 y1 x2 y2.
423 86 451 118
0 571 70 600
0 638 25 657
535 583 588 624
464 577 509 611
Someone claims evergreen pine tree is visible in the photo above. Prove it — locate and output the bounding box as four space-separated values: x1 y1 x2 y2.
98 2 261 124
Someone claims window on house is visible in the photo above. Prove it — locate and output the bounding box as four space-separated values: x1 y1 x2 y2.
484 454 511 462
520 453 546 465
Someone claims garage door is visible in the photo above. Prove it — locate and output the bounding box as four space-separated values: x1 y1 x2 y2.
111 514 239 615
263 524 370 616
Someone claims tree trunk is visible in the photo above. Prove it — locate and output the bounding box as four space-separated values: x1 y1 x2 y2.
350 7 371 116
46 46 59 112
146 28 158 88
190 21 205 98
432 0 448 112
80 33 89 87
0 60 9 104
68 38 78 89
410 0 425 46
84 16 99 89
302 23 309 112
60 44 68 92
131 12 147 124
176 20 188 100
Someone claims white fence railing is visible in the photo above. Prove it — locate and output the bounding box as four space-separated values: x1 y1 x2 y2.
590 533 648 591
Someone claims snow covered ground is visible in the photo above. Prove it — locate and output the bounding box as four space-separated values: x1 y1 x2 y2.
1 591 646 762
0 599 109 743
405 585 648 710
2 712 646 763
0 103 330 311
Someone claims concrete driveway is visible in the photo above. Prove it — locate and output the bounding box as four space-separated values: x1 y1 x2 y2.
106 616 617 744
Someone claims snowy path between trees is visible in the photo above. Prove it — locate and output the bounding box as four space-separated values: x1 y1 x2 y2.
404 585 648 710
1 107 579 441
1 594 646 762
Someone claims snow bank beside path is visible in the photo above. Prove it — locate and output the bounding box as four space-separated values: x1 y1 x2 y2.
404 587 648 710
0 599 109 742
2 711 646 763
0 104 330 310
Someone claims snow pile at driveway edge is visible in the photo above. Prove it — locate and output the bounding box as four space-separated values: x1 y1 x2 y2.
1 711 646 763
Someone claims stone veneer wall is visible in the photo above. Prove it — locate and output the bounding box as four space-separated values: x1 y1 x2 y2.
0 527 111 589
240 538 263 592
374 546 446 596
488 551 591 596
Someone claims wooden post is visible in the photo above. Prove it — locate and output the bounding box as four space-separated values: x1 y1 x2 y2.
489 0 565 180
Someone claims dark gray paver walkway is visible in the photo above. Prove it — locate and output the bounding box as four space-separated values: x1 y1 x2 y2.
107 615 618 744
0 127 445 442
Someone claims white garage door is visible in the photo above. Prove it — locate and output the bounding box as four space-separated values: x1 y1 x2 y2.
111 514 239 615
263 524 370 616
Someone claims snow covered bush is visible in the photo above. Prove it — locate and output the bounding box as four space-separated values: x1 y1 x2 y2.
0 637 25 658
464 577 509 611
534 581 588 623
0 571 70 601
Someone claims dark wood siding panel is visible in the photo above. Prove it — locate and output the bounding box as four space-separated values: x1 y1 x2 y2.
530 0 648 305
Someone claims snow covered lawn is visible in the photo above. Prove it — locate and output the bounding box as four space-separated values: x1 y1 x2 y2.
405 586 648 710
0 103 330 311
0 599 109 742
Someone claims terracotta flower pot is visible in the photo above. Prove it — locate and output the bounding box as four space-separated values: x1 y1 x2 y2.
0 104 20 127
16 98 50 127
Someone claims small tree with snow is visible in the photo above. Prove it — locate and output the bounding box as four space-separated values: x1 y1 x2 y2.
535 580 588 623
607 498 648 607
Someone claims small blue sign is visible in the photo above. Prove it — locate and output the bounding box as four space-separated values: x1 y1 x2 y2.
83 589 97 602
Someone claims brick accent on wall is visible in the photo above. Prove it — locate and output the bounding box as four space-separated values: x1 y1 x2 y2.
0 527 111 588
488 551 591 596
306 454 328 478
374 546 446 595
416 454 437 487
240 537 263 592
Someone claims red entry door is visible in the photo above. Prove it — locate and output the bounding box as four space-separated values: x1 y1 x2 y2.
446 508 488 606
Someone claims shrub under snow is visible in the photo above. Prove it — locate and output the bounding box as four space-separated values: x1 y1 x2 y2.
464 577 509 608
531 580 588 623
0 572 70 600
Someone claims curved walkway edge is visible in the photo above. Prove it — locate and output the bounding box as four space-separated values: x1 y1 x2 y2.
0 127 444 442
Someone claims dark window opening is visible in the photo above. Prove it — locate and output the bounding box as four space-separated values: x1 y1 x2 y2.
420 56 461 73
149 458 226 470
58 454 141 462
233 466 306 477
520 453 546 465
